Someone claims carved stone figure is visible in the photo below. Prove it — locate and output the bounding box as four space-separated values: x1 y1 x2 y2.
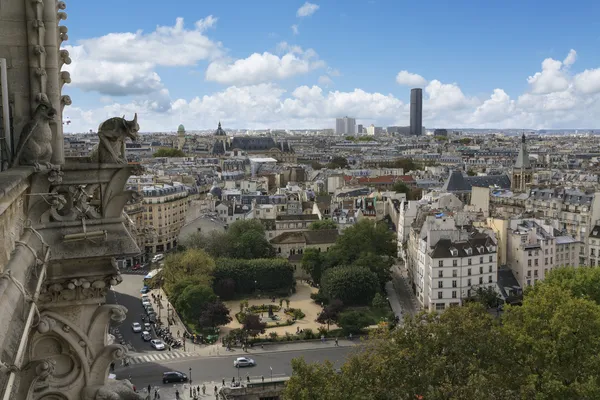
12 100 57 168
82 379 145 400
90 114 140 164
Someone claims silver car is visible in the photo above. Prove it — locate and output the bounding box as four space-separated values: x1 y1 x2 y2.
233 357 256 368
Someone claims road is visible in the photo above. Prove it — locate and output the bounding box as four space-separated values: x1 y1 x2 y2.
115 346 354 390
108 273 159 353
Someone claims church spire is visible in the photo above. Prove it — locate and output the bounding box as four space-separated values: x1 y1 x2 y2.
514 133 530 169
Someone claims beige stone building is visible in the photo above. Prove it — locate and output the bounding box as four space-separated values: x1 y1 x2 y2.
140 183 189 254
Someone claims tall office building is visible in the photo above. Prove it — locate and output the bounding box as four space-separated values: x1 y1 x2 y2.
410 88 423 136
357 124 364 134
335 116 356 135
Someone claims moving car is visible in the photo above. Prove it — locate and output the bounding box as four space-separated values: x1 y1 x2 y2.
131 322 142 333
150 339 165 350
141 331 152 341
162 371 187 384
233 357 256 368
151 254 164 263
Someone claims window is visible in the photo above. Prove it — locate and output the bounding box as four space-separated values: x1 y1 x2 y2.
489 255 493 262
452 291 457 299
453 260 458 267
467 268 471 276
535 259 539 266
438 281 443 288
452 269 457 277
544 257 548 265
467 279 472 286
468 259 472 265
480 256 484 264
527 270 531 277
528 250 532 256
438 270 443 278
527 279 531 286
438 260 443 267
528 259 532 267
438 291 443 299
488 275 493 283
452 280 457 288
436 303 445 311
479 266 483 274
479 277 483 284
534 270 538 277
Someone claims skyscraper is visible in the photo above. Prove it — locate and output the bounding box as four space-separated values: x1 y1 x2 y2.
335 116 356 135
410 88 423 136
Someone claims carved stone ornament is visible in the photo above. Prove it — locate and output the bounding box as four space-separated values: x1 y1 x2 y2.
38 274 122 304
90 115 140 164
11 99 57 168
82 379 145 400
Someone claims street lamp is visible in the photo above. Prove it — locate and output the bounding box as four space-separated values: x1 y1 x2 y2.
270 366 273 388
189 367 192 397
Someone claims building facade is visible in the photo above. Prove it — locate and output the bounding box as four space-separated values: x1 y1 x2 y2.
410 88 423 136
335 116 356 135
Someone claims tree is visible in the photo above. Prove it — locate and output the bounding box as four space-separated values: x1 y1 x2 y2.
153 148 186 157
316 299 343 330
327 156 348 169
214 278 236 300
540 266 600 305
392 181 410 195
243 314 267 337
371 293 387 310
175 284 217 322
351 252 393 287
309 219 338 230
283 358 341 400
213 258 295 295
301 248 326 284
328 220 396 266
338 310 373 334
197 301 232 329
310 161 324 170
467 286 502 308
467 169 477 176
162 249 215 294
320 266 378 306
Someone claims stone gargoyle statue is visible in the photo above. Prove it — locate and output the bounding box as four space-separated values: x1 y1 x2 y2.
12 99 57 168
82 379 146 400
90 114 140 164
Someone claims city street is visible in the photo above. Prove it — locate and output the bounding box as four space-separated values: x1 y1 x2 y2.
108 273 161 353
115 346 354 393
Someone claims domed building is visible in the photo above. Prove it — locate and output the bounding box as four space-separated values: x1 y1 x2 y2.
177 124 186 151
211 122 296 163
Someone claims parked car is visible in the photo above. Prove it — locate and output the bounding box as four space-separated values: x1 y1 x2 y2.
151 254 164 263
233 357 256 368
141 294 150 301
141 331 152 341
162 371 187 384
144 322 151 331
142 300 151 308
147 313 157 323
150 339 165 350
140 286 150 294
131 322 142 333
132 263 143 270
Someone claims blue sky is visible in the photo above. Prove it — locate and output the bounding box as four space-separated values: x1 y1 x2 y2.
62 0 600 132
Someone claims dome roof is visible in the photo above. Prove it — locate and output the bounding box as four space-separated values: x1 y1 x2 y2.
177 124 185 132
214 122 226 136
209 185 222 198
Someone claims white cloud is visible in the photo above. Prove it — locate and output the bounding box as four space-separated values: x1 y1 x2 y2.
527 56 570 94
291 24 299 35
573 68 600 94
425 80 472 110
563 49 577 67
318 75 333 87
206 45 326 85
396 70 427 86
297 2 319 17
63 17 222 96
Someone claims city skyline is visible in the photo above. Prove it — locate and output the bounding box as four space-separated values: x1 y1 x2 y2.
61 0 600 132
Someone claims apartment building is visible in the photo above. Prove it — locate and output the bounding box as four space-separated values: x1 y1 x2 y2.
506 219 582 288
407 215 497 312
141 183 189 254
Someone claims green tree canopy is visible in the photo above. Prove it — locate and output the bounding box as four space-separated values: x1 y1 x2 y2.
174 284 217 322
309 219 338 230
327 156 348 169
213 258 295 295
538 266 600 305
284 267 600 400
392 181 410 195
161 249 215 293
338 310 373 334
320 266 378 306
327 220 396 266
197 301 232 330
184 219 275 259
153 148 186 157
300 248 326 284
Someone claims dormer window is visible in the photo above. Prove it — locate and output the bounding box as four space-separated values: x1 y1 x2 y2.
465 247 473 256
486 245 495 252
450 248 458 257
477 246 484 254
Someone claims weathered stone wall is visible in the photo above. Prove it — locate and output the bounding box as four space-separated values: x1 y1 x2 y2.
0 168 32 270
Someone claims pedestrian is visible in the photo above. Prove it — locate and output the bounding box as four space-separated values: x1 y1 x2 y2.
349 333 353 340
247 373 250 382
147 384 151 394
202 384 206 395
321 334 325 342
222 378 225 386
214 385 218 394
177 330 180 337
232 376 235 384
335 337 338 346
175 389 179 399
154 388 159 399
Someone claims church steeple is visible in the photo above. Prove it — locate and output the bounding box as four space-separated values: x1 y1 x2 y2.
511 133 533 192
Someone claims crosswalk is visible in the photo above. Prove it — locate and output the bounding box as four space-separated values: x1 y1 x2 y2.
129 351 196 365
